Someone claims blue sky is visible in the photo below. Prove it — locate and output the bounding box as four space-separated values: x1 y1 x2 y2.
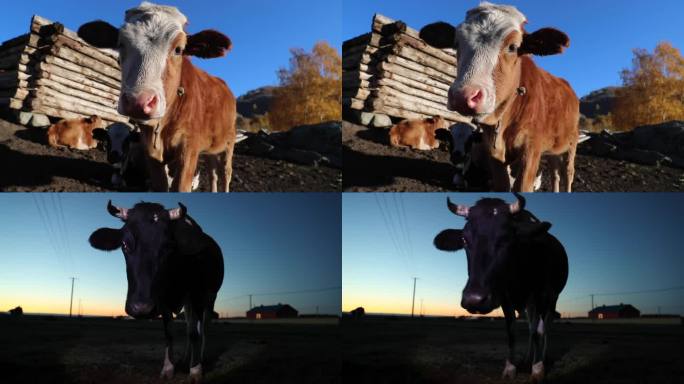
343 193 684 317
1 0 342 97
343 0 684 97
0 193 341 317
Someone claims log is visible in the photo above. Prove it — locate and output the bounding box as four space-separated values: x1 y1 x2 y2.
50 45 121 80
0 97 24 109
373 104 428 121
377 62 451 90
342 97 366 110
383 32 456 65
36 63 121 94
391 43 456 77
0 70 30 82
372 87 450 112
342 78 369 91
35 78 118 108
343 87 370 101
29 103 124 125
372 14 408 37
343 33 371 50
31 87 121 120
35 76 119 102
373 77 447 104
384 55 455 84
343 71 373 84
0 88 28 100
377 72 449 97
40 56 121 88
49 34 119 69
31 15 119 61
30 93 128 123
371 91 469 122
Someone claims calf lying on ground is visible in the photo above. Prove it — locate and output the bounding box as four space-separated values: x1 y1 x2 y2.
47 115 102 150
389 116 448 150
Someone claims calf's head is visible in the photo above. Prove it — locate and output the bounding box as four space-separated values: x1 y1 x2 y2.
434 193 549 314
78 2 232 121
89 201 189 318
93 123 141 165
420 2 569 124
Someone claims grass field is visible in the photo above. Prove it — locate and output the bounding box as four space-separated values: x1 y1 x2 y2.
0 315 340 384
341 316 684 384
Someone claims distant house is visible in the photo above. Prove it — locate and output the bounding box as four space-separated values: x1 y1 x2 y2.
8 306 23 316
350 307 365 318
246 304 298 320
589 303 640 319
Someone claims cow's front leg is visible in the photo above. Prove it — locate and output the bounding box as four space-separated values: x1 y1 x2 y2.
160 312 174 379
489 158 511 191
222 142 235 192
185 305 203 383
146 155 169 192
501 304 517 379
518 148 542 192
176 148 200 192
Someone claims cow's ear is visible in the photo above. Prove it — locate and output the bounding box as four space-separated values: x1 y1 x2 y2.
420 22 457 49
89 228 123 251
185 30 232 58
434 229 464 251
519 28 569 56
78 21 119 49
92 128 108 142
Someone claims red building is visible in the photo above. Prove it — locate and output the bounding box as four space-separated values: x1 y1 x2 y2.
246 304 298 320
588 303 640 319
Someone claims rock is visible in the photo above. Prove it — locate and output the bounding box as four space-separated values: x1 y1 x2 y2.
17 111 33 125
29 113 51 128
632 121 684 158
288 122 341 156
614 148 671 166
371 114 392 128
586 136 617 156
271 147 327 166
360 112 375 126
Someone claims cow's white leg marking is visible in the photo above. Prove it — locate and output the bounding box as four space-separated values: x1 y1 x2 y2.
537 318 545 336
502 359 517 379
189 363 202 383
531 361 545 382
160 347 174 379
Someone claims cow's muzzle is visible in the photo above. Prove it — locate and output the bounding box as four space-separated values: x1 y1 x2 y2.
126 302 157 319
461 291 496 314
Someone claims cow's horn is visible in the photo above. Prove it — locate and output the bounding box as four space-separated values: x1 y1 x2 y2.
509 192 526 214
447 197 469 217
107 200 128 220
168 202 187 220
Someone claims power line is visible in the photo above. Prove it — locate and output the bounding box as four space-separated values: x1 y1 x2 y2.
375 194 410 274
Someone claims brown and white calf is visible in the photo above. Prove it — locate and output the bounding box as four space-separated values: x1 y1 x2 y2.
47 115 103 150
389 116 448 150
420 2 579 192
78 2 237 192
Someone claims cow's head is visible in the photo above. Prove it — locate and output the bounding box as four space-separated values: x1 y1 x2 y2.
77 2 232 121
89 200 199 318
420 2 569 124
434 193 550 314
93 123 141 165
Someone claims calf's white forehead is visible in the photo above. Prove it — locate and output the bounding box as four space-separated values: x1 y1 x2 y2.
458 2 526 45
118 2 187 92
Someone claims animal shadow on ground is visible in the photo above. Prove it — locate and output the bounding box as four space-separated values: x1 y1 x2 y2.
356 127 391 146
343 144 454 190
0 143 110 189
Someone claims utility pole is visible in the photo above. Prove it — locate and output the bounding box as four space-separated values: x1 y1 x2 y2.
249 294 252 311
411 277 418 318
68 277 77 318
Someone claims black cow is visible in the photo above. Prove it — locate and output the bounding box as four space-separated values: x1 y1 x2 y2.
434 193 567 382
89 201 224 383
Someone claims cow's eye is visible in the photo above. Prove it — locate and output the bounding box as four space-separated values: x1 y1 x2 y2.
508 44 517 53
122 240 129 253
174 46 183 56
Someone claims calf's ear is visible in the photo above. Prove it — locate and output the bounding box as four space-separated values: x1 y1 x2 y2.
185 30 232 58
420 22 457 49
78 21 119 49
92 128 108 142
434 229 464 251
89 228 123 251
519 28 569 56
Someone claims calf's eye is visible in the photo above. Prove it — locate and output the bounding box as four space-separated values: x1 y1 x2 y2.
174 46 183 55
508 44 517 53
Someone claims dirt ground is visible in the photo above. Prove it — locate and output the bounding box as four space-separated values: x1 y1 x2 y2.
0 315 340 384
342 121 684 192
342 316 684 384
0 118 341 192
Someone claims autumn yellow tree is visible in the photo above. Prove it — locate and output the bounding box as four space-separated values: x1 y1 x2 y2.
268 41 342 131
612 42 684 130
